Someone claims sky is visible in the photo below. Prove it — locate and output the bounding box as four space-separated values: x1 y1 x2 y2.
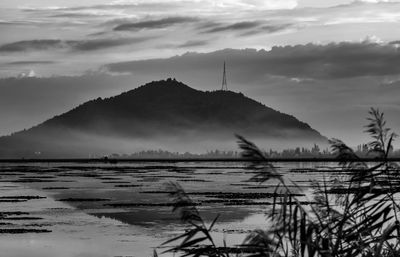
1 0 400 77
1 0 400 148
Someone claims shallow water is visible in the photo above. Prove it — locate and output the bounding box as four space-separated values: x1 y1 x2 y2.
0 161 342 257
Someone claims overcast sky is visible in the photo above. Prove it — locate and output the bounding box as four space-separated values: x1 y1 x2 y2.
1 0 400 77
1 0 400 148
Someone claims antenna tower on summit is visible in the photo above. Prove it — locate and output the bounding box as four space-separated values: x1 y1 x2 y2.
221 61 228 91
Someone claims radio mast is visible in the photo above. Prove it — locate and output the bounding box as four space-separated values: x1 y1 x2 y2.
221 61 228 91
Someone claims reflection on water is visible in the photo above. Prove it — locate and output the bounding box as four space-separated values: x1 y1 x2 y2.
0 161 339 257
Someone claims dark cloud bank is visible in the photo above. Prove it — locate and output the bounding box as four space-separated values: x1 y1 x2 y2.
0 37 150 52
114 16 198 31
204 21 261 33
106 41 400 80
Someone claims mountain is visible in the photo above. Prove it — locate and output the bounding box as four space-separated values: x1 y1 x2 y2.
0 79 327 158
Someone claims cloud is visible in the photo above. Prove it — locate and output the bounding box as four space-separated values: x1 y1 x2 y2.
237 0 298 9
204 21 261 33
7 61 56 65
49 12 111 18
0 40 66 52
105 41 400 80
238 23 293 36
178 40 209 47
262 24 292 33
21 1 297 13
2 0 400 79
72 37 151 51
113 17 199 31
0 37 151 52
355 0 398 2
21 2 184 12
389 40 400 45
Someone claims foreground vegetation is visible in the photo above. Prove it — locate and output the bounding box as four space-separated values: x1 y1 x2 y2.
159 108 400 257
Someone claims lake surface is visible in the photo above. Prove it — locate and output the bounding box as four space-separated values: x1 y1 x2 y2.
0 161 343 257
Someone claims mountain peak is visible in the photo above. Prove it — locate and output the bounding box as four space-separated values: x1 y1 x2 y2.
143 78 184 87
123 78 199 96
139 78 191 89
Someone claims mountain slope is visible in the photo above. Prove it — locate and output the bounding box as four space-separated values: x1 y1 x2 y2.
0 79 327 158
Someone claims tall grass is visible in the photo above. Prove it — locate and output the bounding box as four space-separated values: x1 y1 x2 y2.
160 108 400 257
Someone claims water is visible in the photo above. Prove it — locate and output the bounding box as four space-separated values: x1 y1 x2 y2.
0 161 342 257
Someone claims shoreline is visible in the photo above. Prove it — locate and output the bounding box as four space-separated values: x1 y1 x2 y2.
0 157 398 163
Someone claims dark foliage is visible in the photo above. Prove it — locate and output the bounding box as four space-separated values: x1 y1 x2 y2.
160 182 226 257
161 108 400 257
